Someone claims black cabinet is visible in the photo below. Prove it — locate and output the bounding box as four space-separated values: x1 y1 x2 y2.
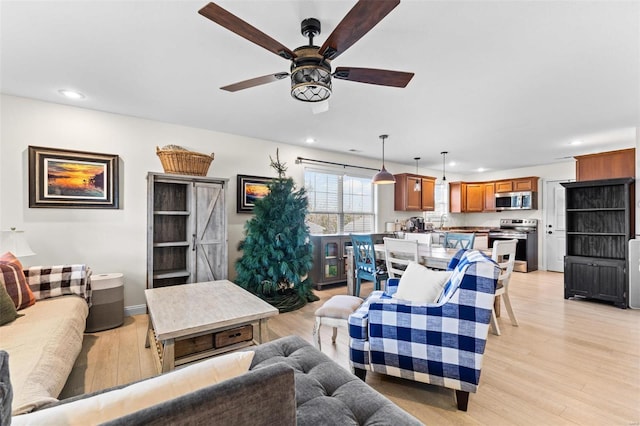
309 233 392 289
309 235 351 289
562 178 635 308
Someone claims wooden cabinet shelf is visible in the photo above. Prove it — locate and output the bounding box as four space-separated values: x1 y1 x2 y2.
153 269 191 279
154 211 190 216
153 241 190 248
562 178 635 308
147 173 228 289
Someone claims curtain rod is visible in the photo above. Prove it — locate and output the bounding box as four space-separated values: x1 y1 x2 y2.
295 156 379 172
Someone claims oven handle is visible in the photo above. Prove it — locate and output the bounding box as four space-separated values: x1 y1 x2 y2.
489 233 526 239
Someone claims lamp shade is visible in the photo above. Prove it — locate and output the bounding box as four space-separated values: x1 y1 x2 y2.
372 134 396 185
372 166 396 184
0 229 35 257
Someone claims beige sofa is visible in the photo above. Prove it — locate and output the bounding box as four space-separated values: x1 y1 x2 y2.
0 265 90 415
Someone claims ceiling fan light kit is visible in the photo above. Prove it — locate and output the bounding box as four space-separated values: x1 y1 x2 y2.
198 0 413 103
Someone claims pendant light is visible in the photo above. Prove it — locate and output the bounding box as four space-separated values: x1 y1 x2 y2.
372 134 396 185
441 151 448 181
413 157 421 191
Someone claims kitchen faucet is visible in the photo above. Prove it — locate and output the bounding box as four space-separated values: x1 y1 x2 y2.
439 213 447 230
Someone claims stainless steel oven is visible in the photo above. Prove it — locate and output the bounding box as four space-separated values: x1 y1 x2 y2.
488 219 538 272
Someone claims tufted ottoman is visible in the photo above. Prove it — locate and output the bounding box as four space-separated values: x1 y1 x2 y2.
250 335 423 426
312 295 363 350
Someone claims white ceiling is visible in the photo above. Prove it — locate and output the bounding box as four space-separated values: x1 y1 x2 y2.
1 0 638 174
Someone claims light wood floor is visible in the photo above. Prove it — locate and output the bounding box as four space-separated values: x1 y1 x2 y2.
62 271 640 425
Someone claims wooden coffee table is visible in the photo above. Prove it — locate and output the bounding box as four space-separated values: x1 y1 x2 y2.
144 280 278 373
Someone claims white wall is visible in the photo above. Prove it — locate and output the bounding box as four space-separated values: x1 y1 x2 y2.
3 94 633 308
0 94 439 310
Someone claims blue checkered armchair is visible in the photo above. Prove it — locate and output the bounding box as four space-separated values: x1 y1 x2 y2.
348 249 499 411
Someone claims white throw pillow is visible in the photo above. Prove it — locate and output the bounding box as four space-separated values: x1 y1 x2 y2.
12 350 255 426
393 262 452 303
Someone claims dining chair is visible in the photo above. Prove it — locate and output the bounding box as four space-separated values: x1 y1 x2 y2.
490 239 518 335
403 233 432 245
350 234 388 297
383 237 419 278
444 232 475 249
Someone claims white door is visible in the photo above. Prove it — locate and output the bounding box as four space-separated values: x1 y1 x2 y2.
544 180 566 272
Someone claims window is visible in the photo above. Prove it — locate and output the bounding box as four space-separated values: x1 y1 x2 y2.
304 169 374 234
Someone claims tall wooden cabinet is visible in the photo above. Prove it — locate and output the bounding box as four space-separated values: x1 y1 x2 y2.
147 173 228 289
562 178 635 308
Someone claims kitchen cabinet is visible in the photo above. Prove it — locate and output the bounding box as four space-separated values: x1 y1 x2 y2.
449 182 465 213
394 173 436 211
495 177 538 193
421 178 436 210
483 182 495 211
495 180 513 193
449 182 496 213
562 178 635 308
575 148 635 181
465 184 484 212
147 173 228 289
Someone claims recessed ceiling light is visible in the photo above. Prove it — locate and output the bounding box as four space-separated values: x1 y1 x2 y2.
58 89 85 100
449 161 456 167
305 137 315 144
570 139 582 145
477 167 486 172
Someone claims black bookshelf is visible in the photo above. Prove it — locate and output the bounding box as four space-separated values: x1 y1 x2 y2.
562 178 635 308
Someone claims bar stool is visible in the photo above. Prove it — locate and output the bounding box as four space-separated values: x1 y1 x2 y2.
313 295 363 350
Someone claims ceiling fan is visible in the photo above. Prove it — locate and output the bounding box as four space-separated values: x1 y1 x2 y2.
198 0 414 103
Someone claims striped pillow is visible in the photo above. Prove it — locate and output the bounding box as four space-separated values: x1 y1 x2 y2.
0 252 36 310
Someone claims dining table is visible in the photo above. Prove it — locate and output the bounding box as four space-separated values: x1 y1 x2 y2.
344 244 501 315
344 243 460 296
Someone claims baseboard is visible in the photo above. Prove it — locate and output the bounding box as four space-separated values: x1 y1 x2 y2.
124 304 146 317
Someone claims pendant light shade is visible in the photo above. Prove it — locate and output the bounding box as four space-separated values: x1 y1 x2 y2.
372 135 396 185
441 151 448 181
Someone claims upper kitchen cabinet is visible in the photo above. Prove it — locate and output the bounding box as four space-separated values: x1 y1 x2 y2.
483 182 496 211
495 177 538 193
575 148 636 181
394 173 436 211
465 183 484 212
449 182 495 213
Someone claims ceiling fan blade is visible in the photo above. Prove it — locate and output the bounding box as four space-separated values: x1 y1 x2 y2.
221 72 289 92
199 2 296 60
319 0 400 60
333 67 414 87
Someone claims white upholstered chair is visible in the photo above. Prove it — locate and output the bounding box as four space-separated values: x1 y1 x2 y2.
490 239 518 335
383 237 419 278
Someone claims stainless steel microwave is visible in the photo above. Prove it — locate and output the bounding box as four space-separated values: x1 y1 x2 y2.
495 191 537 210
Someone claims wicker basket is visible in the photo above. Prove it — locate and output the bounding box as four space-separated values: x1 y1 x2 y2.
156 146 214 176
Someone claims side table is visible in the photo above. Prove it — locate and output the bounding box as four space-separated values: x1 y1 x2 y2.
85 272 124 332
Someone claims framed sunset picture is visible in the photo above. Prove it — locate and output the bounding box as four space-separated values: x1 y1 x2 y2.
28 146 119 208
237 174 273 213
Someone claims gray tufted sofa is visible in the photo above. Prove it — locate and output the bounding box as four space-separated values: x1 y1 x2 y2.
4 336 422 425
250 335 422 425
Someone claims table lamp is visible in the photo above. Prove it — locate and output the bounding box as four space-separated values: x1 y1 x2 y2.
0 227 36 258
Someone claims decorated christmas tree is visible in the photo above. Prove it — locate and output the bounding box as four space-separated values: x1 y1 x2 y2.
235 150 318 312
